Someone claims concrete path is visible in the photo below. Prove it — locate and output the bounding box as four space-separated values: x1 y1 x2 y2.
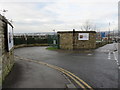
3 58 69 88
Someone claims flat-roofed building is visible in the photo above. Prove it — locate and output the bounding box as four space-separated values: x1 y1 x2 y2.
58 30 96 50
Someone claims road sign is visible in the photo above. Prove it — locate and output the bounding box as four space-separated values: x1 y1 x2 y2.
101 32 106 38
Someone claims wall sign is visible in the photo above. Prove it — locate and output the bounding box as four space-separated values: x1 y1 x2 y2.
53 40 56 45
7 24 14 51
78 33 89 40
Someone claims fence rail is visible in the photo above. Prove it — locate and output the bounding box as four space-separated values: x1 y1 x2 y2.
14 35 59 48
14 36 48 45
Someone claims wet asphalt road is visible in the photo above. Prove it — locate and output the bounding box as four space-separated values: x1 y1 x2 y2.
13 43 119 88
3 57 69 88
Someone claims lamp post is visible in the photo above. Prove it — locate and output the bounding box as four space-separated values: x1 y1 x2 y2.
53 29 55 35
109 21 115 43
53 29 56 47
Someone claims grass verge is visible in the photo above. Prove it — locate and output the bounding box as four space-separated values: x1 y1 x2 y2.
46 47 58 50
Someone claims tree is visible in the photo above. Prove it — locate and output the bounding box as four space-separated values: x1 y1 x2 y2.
81 20 96 31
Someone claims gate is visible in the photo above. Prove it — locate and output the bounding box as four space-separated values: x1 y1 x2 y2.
47 35 60 49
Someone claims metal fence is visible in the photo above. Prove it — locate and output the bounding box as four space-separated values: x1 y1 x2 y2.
47 35 60 48
14 36 48 45
14 35 60 48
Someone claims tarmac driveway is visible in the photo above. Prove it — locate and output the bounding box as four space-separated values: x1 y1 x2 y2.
12 43 119 88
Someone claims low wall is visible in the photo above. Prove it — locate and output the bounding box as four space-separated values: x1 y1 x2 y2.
14 44 48 49
96 42 110 48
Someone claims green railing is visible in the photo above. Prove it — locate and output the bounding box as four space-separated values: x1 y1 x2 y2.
14 36 48 45
47 35 60 49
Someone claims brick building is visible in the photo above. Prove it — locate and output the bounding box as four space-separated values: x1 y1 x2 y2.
58 30 96 50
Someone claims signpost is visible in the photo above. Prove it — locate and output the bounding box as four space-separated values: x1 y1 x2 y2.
78 33 89 40
101 32 106 38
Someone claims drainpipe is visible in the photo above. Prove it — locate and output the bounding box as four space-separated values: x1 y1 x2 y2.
73 29 75 50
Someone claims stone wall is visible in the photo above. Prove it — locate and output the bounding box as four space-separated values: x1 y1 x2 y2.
59 33 73 50
0 15 3 86
0 14 14 86
74 32 96 49
58 31 96 50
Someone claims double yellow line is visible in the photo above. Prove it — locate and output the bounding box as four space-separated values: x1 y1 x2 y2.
15 56 93 90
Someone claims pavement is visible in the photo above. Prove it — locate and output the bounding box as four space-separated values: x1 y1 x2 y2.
2 43 120 88
2 58 69 88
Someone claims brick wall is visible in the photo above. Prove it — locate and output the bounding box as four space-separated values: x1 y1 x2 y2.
0 17 3 86
0 14 14 85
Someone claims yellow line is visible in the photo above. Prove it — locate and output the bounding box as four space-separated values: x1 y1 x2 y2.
46 64 93 90
58 67 93 90
21 59 86 89
63 71 86 90
46 64 86 89
15 56 93 90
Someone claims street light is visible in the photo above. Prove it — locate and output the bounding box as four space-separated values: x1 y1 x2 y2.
53 29 55 35
52 29 56 47
108 22 115 43
0 9 8 17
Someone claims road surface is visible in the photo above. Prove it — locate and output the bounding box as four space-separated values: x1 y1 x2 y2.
12 43 119 88
2 43 120 88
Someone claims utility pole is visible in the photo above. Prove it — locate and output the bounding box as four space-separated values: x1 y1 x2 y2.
53 29 56 47
53 29 55 35
113 29 114 42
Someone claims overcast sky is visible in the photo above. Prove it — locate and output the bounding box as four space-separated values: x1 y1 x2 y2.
0 0 119 33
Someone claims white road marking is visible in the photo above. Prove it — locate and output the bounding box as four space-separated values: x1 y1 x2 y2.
113 51 120 69
99 43 120 69
113 43 118 51
113 52 118 61
88 54 92 56
108 51 111 60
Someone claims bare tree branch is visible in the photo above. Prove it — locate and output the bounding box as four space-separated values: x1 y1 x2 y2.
81 20 96 31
